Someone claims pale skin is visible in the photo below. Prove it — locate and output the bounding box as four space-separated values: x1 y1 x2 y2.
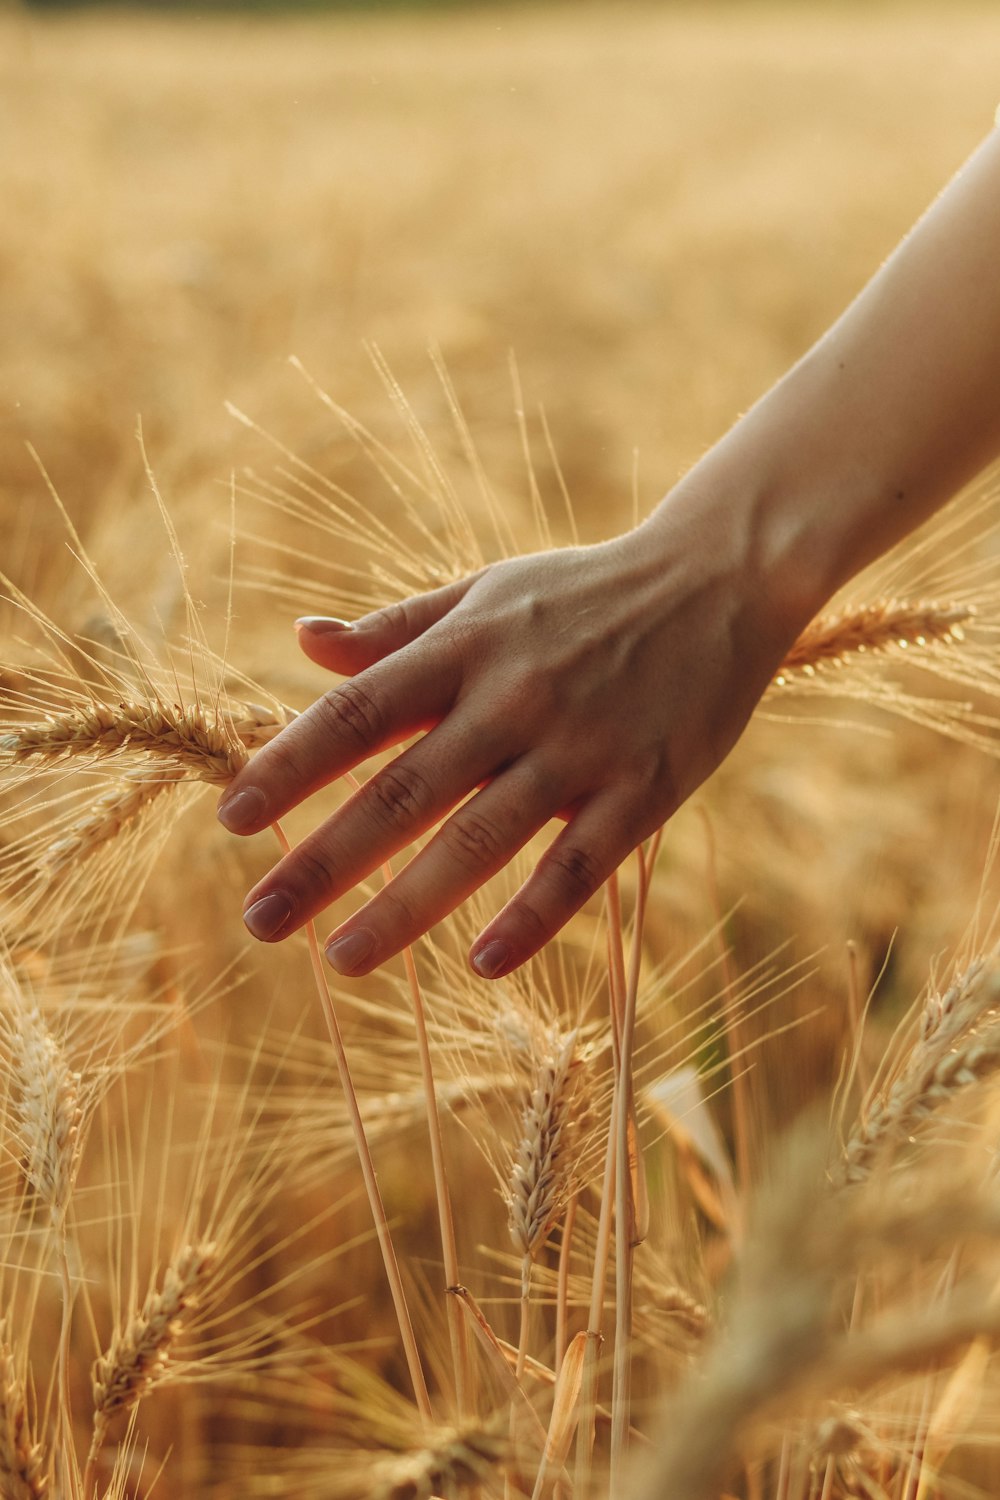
218 127 1000 981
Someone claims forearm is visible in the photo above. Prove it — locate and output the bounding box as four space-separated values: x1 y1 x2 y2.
651 127 1000 635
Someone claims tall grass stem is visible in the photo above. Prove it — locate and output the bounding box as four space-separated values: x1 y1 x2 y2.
271 822 431 1422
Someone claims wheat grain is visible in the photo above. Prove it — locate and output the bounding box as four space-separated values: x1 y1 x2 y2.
772 598 973 686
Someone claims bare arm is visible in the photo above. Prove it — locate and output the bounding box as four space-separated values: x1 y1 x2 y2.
217 127 1000 979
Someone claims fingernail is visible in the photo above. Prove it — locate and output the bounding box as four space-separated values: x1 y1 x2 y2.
243 891 294 941
471 940 511 979
325 928 378 975
294 616 353 634
217 786 266 833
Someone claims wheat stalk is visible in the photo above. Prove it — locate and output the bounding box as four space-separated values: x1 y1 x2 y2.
773 598 973 686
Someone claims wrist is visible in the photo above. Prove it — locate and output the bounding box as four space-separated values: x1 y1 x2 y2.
647 347 901 653
637 448 830 672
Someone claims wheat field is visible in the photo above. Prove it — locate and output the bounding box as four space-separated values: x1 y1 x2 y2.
3 2 1000 1496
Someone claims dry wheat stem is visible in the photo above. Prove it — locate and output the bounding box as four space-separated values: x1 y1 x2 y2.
374 813 468 1415
0 699 283 785
270 822 432 1423
610 866 639 1485
400 939 471 1417
574 876 639 1493
0 1339 47 1500
555 1195 578 1375
773 599 974 686
608 842 660 1491
575 1109 617 1493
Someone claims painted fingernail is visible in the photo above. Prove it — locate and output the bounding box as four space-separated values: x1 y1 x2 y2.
243 891 294 941
294 616 353 634
471 940 511 979
217 786 266 833
325 928 378 975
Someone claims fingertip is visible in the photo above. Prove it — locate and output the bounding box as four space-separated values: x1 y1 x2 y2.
294 616 354 636
295 617 360 671
217 785 268 834
470 938 513 980
242 891 294 941
325 927 379 976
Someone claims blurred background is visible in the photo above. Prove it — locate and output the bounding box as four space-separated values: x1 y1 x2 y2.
4 0 997 532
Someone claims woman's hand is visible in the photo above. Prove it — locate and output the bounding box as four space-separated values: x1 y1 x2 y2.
218 127 1000 979
216 498 795 979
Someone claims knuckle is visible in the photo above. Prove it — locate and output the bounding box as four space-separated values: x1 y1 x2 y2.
517 757 557 806
635 746 680 820
377 884 419 935
544 842 604 903
317 678 386 752
504 895 548 945
256 731 308 786
441 811 506 874
289 841 339 900
363 763 432 832
380 600 410 636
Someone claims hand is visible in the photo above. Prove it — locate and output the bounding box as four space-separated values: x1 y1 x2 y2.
217 501 793 979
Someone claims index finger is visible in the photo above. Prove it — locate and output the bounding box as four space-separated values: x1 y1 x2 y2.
216 648 458 834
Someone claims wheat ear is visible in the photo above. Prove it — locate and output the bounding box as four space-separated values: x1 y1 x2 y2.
369 1424 508 1500
90 1240 217 1437
38 769 179 881
773 598 973 685
508 1027 586 1272
0 699 283 784
843 960 1000 1182
11 1006 82 1228
633 1273 710 1349
0 1339 46 1500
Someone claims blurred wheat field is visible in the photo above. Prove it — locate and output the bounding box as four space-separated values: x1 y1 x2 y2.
4 2 1000 1496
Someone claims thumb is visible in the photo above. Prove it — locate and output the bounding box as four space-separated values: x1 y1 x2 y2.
294 574 476 674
